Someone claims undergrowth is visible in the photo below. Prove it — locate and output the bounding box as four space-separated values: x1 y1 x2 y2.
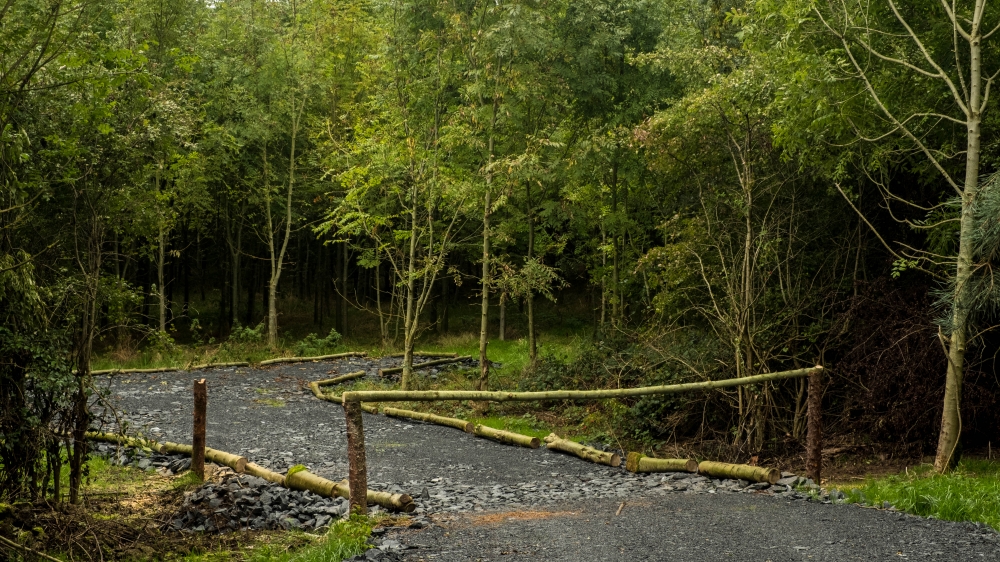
841 459 1000 531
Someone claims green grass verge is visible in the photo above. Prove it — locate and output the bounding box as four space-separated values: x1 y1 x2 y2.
243 517 373 562
840 459 1000 531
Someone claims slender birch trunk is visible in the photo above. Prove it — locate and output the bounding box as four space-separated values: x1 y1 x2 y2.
936 11 983 471
155 165 167 334
477 99 498 391
526 181 536 361
401 182 419 390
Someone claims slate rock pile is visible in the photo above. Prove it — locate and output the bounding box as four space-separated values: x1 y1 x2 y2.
91 441 191 473
169 474 350 533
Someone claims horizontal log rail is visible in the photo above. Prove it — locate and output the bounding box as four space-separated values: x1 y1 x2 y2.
339 365 823 515
342 366 821 404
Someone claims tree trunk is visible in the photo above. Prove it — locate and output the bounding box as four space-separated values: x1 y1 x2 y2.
526 181 536 361
610 160 619 326
498 296 505 341
340 239 348 337
935 38 982 472
402 186 418 391
158 224 167 334
477 188 492 391
440 275 449 333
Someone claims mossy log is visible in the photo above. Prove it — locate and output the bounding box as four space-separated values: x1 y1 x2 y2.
378 355 472 377
314 370 366 387
90 367 183 375
344 366 822 403
259 351 367 366
544 433 620 466
625 453 698 473
697 461 779 484
245 462 286 485
384 407 473 433
189 361 250 370
387 351 459 359
85 431 160 452
158 442 247 474
474 425 540 448
206 448 247 473
284 471 414 512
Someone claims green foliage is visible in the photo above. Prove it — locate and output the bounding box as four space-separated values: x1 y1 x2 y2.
294 329 343 357
844 460 1000 531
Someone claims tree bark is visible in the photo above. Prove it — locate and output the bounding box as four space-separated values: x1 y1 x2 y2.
344 400 368 515
192 379 207 480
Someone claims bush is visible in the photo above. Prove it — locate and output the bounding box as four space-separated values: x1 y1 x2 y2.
518 334 694 445
294 329 342 357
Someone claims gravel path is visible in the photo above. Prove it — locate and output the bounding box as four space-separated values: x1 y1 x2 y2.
94 358 1000 560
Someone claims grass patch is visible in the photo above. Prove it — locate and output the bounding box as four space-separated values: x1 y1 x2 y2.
254 398 286 408
470 415 551 440
171 470 203 491
839 459 1000 531
244 517 374 562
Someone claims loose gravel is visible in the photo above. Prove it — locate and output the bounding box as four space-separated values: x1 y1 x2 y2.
92 357 1000 560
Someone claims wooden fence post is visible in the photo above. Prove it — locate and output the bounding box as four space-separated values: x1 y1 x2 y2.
344 400 368 515
193 379 207 480
806 367 822 485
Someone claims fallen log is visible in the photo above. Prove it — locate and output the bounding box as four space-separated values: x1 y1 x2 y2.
343 366 822 403
386 351 459 359
625 453 698 473
544 433 620 466
159 442 247 474
90 366 183 375
88 433 416 511
697 461 779 484
309 384 380 413
314 370 366 387
475 425 540 448
284 470 415 512
378 355 472 377
206 448 247 473
259 351 367 366
189 361 250 370
309 385 368 409
86 431 160 452
245 462 285 486
384 407 473 433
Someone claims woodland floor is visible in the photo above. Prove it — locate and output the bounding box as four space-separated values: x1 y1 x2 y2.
93 357 1000 561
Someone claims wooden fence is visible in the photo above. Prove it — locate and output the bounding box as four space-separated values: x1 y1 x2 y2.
336 366 824 514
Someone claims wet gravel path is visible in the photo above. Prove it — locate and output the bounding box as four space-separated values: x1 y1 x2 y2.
94 357 1000 560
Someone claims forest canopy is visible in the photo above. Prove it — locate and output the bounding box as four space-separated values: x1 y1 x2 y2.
3 0 1000 502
